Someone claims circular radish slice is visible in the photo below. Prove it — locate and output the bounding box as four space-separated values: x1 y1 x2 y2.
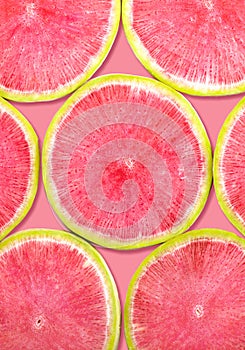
125 229 245 349
214 97 245 234
43 75 212 249
0 229 120 349
0 1 120 102
0 98 38 239
122 0 245 96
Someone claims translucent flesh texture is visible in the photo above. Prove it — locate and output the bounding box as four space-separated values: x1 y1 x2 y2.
125 230 245 349
214 97 245 234
0 0 120 101
0 99 38 238
43 75 212 249
122 0 245 95
0 230 120 350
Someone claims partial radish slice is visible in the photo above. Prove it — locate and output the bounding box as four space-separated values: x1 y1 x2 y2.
122 0 245 96
214 97 245 234
43 74 212 249
125 229 245 349
0 229 120 349
0 0 120 102
0 98 39 239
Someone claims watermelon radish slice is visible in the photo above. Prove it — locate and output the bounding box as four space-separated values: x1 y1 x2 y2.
43 75 212 249
125 229 245 349
122 0 245 96
214 97 245 234
0 1 120 102
0 229 120 349
0 98 39 239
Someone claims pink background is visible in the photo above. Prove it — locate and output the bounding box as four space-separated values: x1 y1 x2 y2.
10 23 245 349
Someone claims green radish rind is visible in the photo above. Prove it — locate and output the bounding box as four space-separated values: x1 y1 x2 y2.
124 228 245 350
122 0 245 96
213 97 245 235
42 74 212 250
0 228 121 350
0 98 39 239
0 0 120 102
